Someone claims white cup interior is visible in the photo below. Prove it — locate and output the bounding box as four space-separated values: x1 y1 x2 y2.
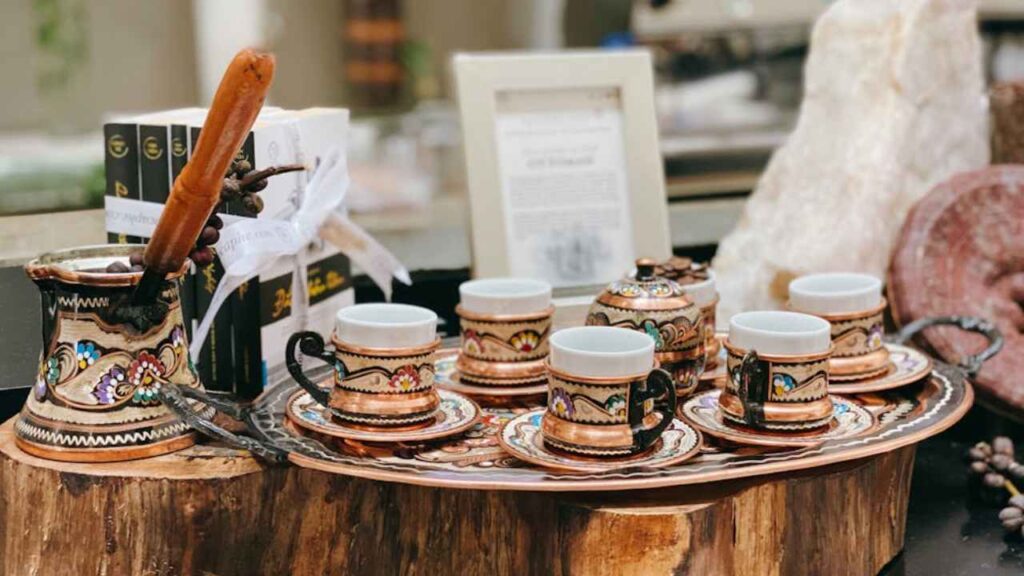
549 326 654 378
788 273 882 315
335 303 437 349
680 270 717 307
459 277 552 315
728 311 831 356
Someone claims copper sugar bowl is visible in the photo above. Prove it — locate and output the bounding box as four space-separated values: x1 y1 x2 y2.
585 258 706 397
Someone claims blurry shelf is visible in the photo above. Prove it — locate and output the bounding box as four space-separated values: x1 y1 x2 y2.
661 129 788 158
0 192 746 272
667 172 760 199
635 0 1024 37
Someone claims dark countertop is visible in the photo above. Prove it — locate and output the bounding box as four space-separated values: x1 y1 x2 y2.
882 404 1024 575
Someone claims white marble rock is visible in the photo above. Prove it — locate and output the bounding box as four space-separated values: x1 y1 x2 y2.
711 0 990 324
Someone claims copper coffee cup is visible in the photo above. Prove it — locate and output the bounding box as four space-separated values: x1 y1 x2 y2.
286 304 441 426
455 278 553 387
789 273 889 380
719 311 834 431
541 327 676 456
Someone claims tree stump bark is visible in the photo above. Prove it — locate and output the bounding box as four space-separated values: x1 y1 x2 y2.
0 418 914 575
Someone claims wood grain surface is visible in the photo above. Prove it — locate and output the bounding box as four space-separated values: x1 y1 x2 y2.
0 418 913 575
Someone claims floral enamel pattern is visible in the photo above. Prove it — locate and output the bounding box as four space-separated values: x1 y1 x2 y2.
772 373 798 398
128 352 165 405
546 373 647 425
462 330 484 356
37 325 191 410
76 341 100 370
93 366 129 405
605 280 685 299
868 325 883 350
388 365 422 391
725 349 829 403
334 347 436 395
509 330 541 353
604 394 627 418
549 387 575 418
829 310 885 358
458 314 551 363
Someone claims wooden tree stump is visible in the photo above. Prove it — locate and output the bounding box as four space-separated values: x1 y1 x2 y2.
0 418 915 575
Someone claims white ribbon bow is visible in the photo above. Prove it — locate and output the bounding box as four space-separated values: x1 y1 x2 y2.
189 147 411 360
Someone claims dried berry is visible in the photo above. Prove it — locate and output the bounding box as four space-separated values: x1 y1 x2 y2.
222 179 241 200
191 247 215 266
992 453 1013 472
970 461 989 475
985 472 1007 488
198 226 220 246
1010 462 1024 481
969 446 990 462
104 261 130 273
242 193 264 214
1000 508 1024 531
1010 494 1024 510
994 436 1015 456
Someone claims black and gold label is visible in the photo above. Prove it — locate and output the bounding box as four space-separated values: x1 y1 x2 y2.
139 125 170 204
259 253 352 326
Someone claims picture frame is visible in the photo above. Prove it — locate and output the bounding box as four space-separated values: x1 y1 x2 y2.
454 50 671 288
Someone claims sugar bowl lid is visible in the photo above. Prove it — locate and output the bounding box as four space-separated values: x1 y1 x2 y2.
593 258 694 311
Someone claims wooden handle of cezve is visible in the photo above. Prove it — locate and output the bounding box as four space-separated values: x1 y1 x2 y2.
142 48 275 276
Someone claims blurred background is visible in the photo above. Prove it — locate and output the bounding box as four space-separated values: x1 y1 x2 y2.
2 0 1024 266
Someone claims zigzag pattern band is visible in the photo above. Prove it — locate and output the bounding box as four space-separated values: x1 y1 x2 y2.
56 296 110 309
15 419 191 448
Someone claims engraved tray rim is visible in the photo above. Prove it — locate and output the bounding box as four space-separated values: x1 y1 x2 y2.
251 351 972 493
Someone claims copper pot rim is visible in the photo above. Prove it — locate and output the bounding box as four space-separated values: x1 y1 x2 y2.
722 340 833 363
545 361 655 384
593 292 695 312
455 304 555 323
25 244 188 287
332 337 442 357
788 298 887 322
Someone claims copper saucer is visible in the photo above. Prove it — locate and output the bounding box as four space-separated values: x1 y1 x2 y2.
286 389 481 443
435 352 548 400
679 389 876 448
829 343 933 394
497 409 702 473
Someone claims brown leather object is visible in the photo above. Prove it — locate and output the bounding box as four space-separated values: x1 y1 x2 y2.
143 48 275 275
889 165 1024 411
991 82 1024 164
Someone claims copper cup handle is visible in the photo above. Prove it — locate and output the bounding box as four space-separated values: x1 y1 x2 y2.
737 350 770 428
285 331 342 410
628 368 677 451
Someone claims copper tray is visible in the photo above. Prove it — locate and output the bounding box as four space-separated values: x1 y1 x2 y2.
248 351 971 492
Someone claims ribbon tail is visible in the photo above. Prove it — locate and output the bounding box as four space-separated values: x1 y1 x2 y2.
320 212 411 301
